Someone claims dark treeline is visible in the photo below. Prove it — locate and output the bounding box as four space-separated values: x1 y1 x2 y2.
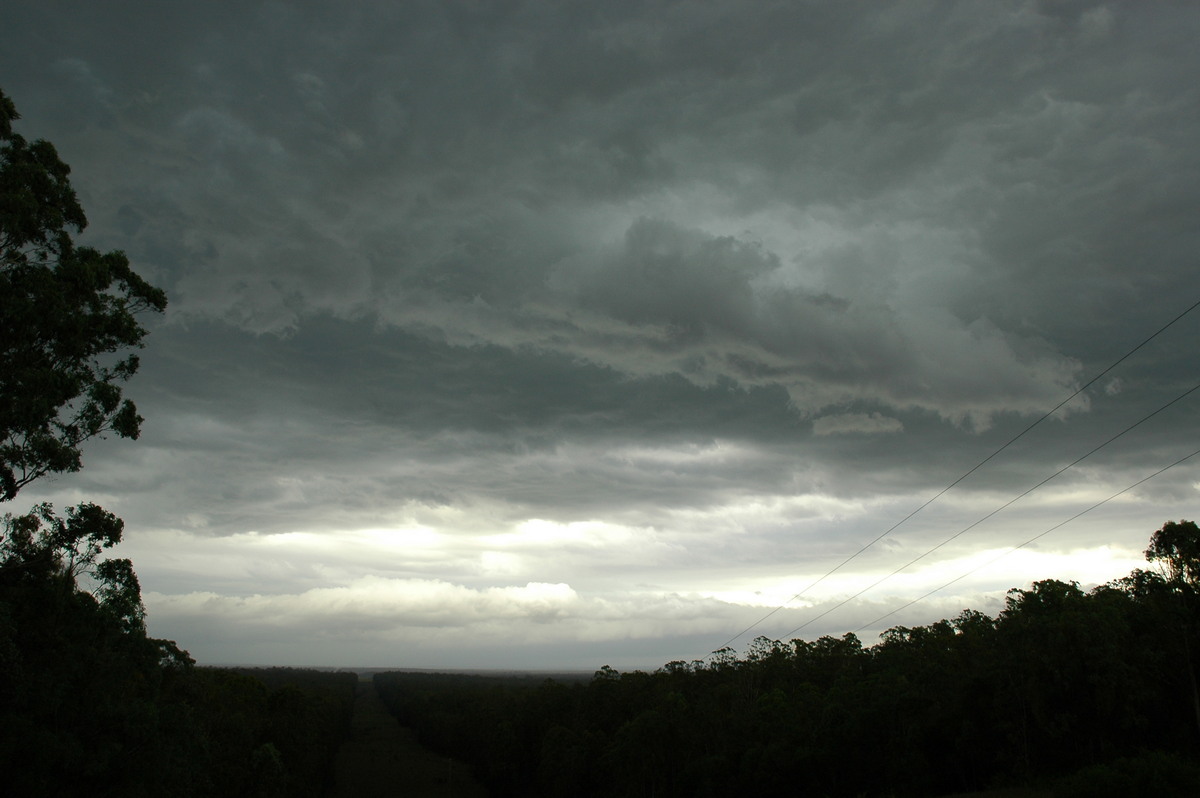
0 501 357 797
0 520 358 797
0 536 357 797
376 520 1200 798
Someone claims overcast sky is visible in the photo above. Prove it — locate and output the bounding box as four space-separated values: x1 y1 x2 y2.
4 0 1200 671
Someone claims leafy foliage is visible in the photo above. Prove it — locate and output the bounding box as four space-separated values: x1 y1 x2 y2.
0 88 167 501
0 502 186 795
1 502 141 623
1146 519 1200 587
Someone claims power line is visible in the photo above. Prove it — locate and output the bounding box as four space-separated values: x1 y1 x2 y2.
711 296 1200 653
853 445 1200 635
778 377 1200 640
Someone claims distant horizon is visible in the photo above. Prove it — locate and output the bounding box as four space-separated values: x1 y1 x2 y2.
207 663 597 677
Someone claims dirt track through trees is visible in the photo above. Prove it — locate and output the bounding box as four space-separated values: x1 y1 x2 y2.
326 680 489 798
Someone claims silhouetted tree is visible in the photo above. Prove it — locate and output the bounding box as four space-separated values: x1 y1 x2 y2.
1144 520 1200 742
1147 520 1200 587
0 86 356 797
0 88 166 501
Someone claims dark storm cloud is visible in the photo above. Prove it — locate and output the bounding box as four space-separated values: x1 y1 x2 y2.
54 318 813 537
5 0 1200 667
13 2 1194 376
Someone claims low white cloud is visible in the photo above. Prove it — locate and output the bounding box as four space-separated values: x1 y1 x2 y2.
144 576 740 650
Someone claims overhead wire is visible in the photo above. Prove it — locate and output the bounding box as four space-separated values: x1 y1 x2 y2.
853 445 1200 636
711 296 1200 653
778 376 1200 640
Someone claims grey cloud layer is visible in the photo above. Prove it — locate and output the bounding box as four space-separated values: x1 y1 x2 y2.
5 1 1200 666
12 1 1194 428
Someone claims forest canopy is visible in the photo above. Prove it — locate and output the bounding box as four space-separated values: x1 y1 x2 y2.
375 520 1200 798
